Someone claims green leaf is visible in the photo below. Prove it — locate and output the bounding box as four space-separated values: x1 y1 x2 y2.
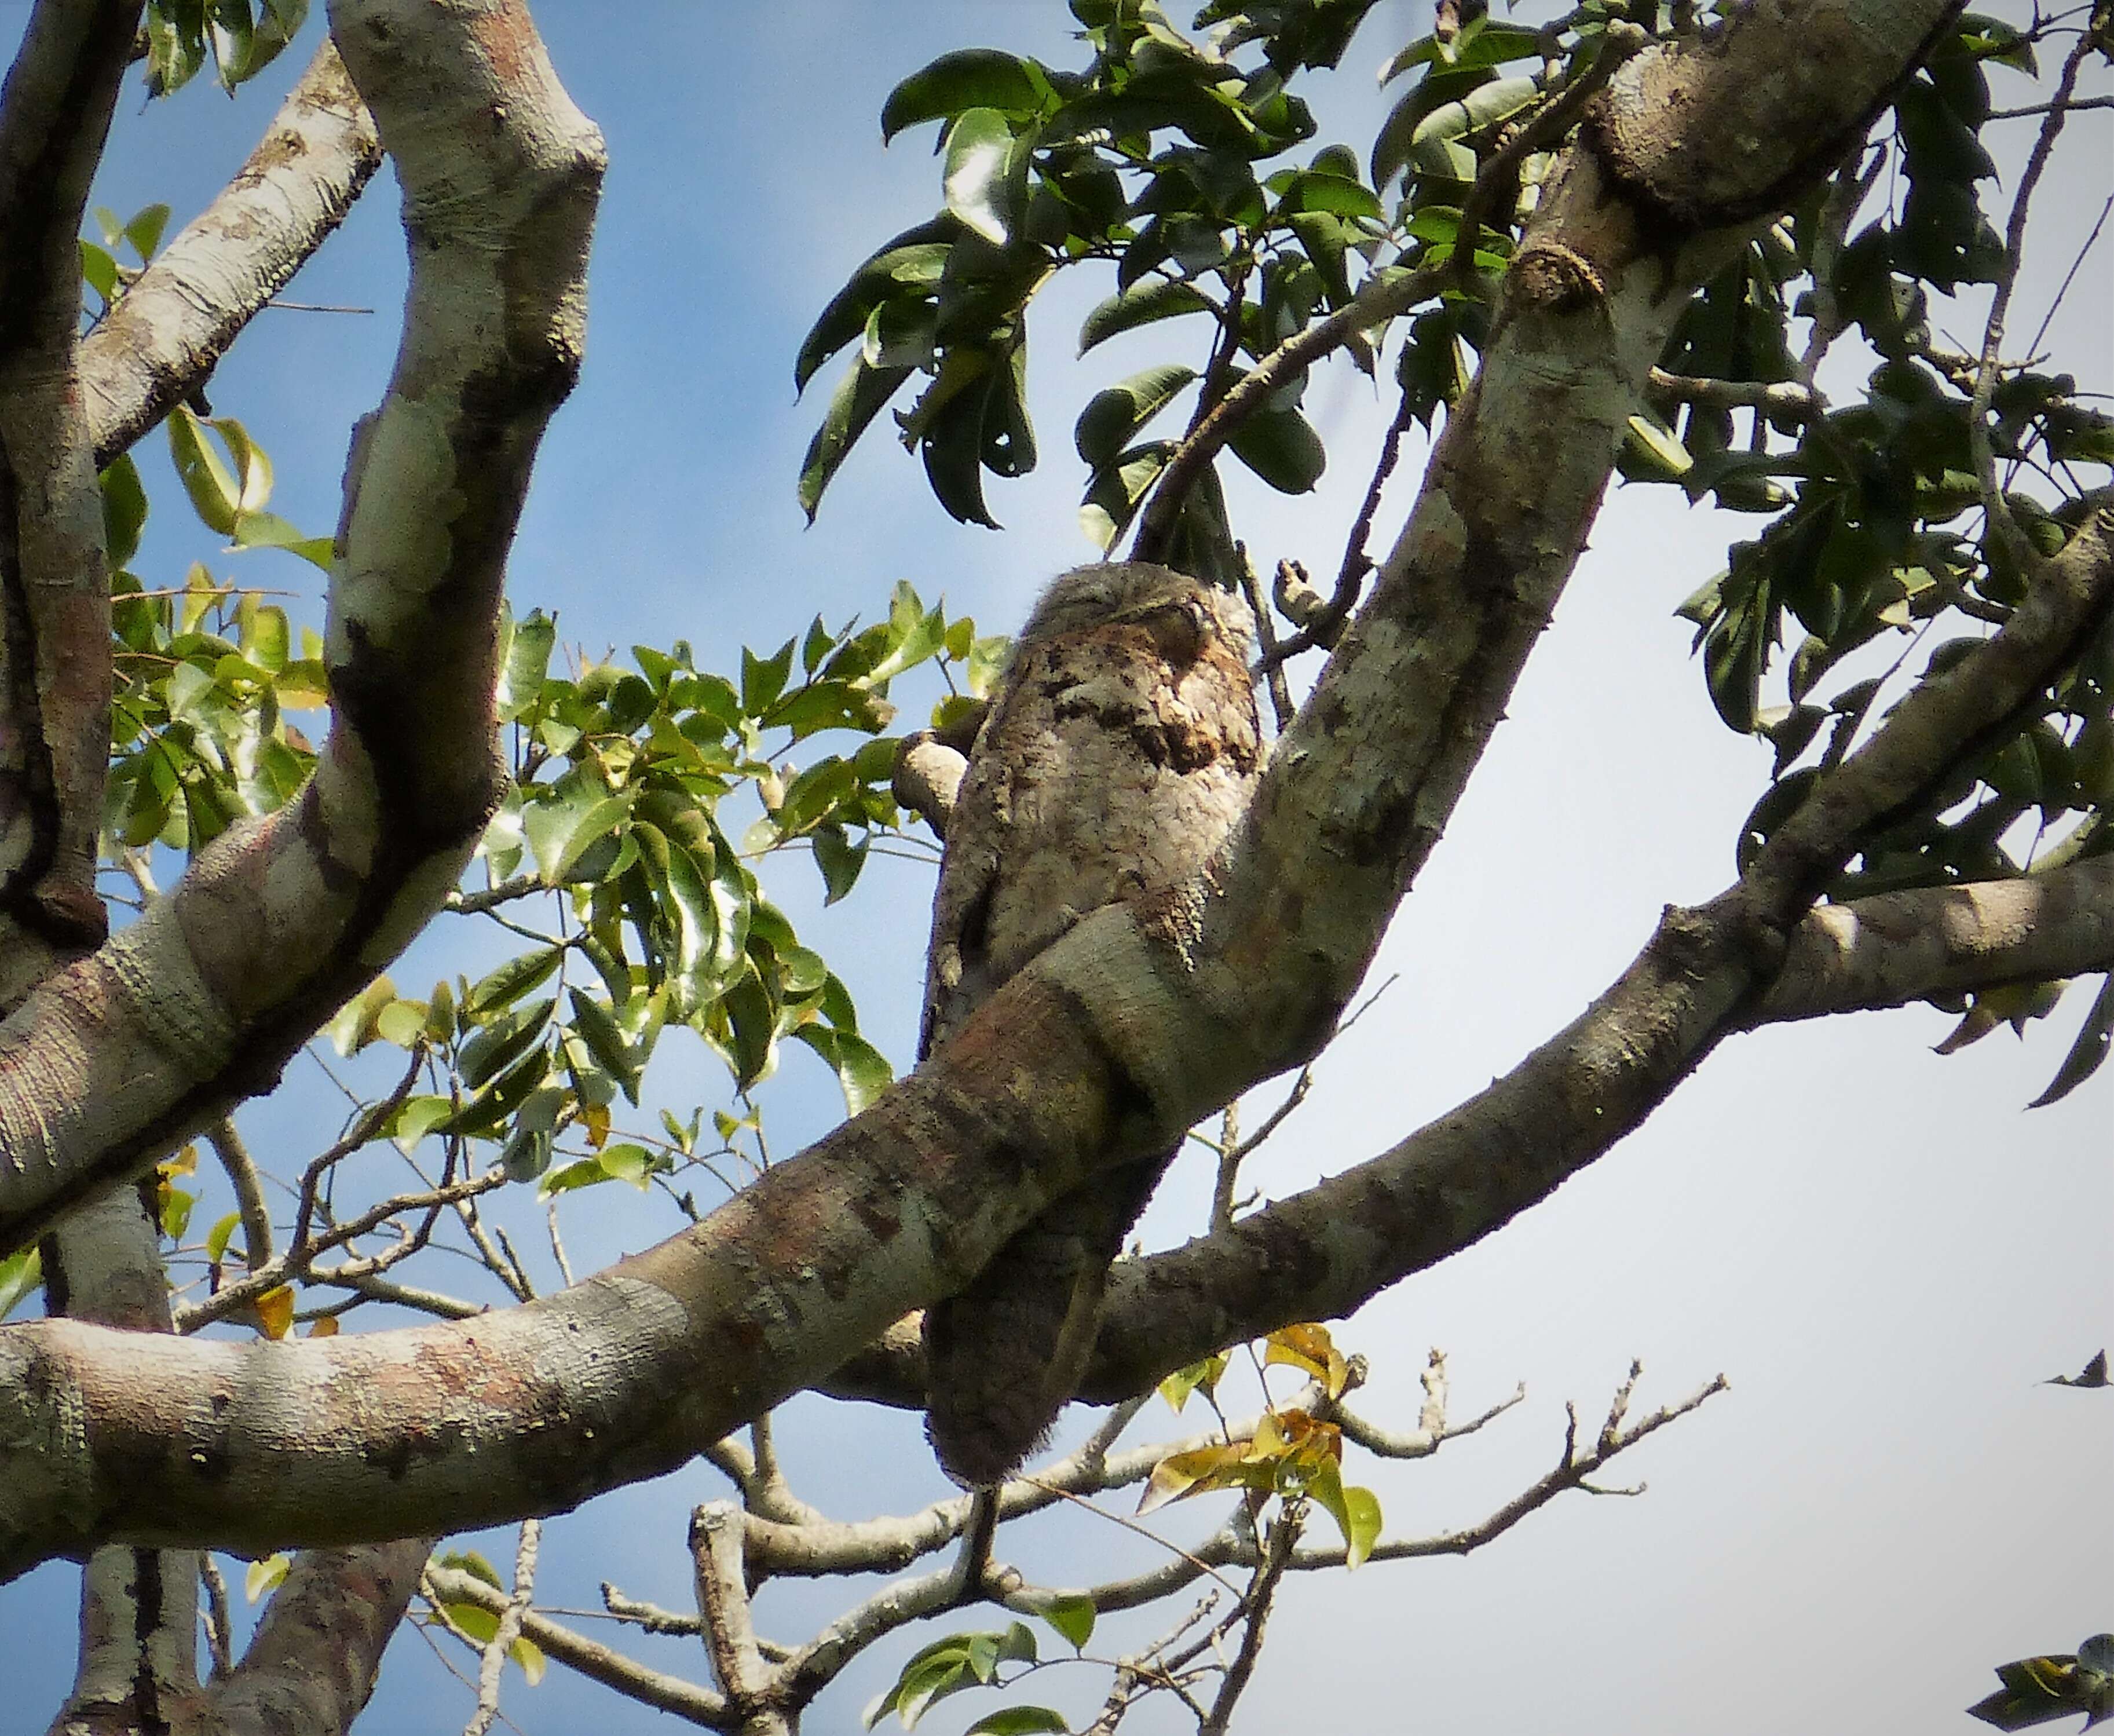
1620 412 1694 481
1278 169 1384 220
943 109 1023 246
569 989 641 1102
500 609 557 715
1078 277 1212 356
1308 1462 1382 1569
800 356 915 521
245 1553 291 1602
325 976 398 1057
963 1712 1070 1736
794 1025 894 1114
1078 443 1168 551
101 454 148 571
0 1247 43 1322
204 1209 242 1265
374 999 427 1049
1228 404 1325 493
796 219 957 393
123 202 173 261
918 367 1001 527
1158 1351 1230 1413
524 786 631 886
79 240 119 307
456 995 555 1092
1074 364 1197 467
810 822 868 904
237 595 290 671
1041 1594 1095 1652
387 1095 456 1149
883 49 1048 140
2029 974 2114 1109
167 404 242 535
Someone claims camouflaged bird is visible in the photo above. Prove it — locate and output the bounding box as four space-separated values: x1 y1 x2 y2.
919 561 1262 1486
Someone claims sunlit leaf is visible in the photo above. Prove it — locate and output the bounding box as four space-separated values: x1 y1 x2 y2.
245 1553 291 1602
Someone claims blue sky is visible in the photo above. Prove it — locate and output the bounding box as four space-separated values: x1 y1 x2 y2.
1 5 2109 1733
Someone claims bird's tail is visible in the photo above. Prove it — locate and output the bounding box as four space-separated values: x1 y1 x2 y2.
923 1150 1172 1488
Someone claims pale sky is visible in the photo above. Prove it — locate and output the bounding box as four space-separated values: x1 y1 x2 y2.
0 5 2108 1734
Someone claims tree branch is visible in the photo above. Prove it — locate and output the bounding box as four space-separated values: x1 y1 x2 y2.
0 1 1981 1578
0 0 142 997
0 0 606 1255
81 34 383 470
426 1563 729 1728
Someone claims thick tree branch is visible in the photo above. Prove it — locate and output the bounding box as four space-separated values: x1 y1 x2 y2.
1753 853 2114 1022
81 35 383 470
40 1186 199 1736
206 1539 431 1736
0 0 141 1001
818 838 2114 1416
0 0 605 1255
1076 511 2114 1399
0 1 1979 1578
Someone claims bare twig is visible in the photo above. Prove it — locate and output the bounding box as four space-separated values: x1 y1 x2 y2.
1238 554 1296 732
693 1501 788 1734
199 1554 233 1679
544 1203 574 1288
601 1584 704 1636
1199 1504 1301 1735
427 1564 727 1726
1257 557 1365 671
177 1171 506 1332
1797 139 1883 388
463 1519 540 1736
1649 368 1822 421
205 1117 274 1270
447 875 546 915
1970 25 2097 570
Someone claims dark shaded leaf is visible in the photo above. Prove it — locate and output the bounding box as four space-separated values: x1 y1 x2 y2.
800 357 916 521
882 49 1049 141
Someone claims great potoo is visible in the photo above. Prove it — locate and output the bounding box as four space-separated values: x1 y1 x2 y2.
919 560 1262 1486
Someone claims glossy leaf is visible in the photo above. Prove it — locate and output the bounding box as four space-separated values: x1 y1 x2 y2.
963 1711 1070 1735
1077 277 1212 355
882 49 1048 141
943 108 1023 245
1074 363 1197 466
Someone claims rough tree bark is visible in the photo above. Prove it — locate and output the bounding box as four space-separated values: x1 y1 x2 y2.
11 0 2103 1599
2 0 2108 1730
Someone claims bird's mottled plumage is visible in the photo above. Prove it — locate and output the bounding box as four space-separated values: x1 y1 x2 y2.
920 561 1262 1486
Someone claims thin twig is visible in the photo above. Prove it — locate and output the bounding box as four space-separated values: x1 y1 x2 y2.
464 1520 542 1736
1199 1504 1301 1734
205 1117 274 1269
199 1554 234 1679
1970 25 2097 572
1237 551 1296 731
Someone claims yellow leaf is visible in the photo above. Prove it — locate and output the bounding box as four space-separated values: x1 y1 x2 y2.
510 1636 547 1684
253 1285 294 1340
306 1315 339 1338
1158 1351 1229 1413
582 1102 611 1150
245 1552 290 1602
1138 1442 1271 1515
159 1143 199 1179
1264 1322 1351 1397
